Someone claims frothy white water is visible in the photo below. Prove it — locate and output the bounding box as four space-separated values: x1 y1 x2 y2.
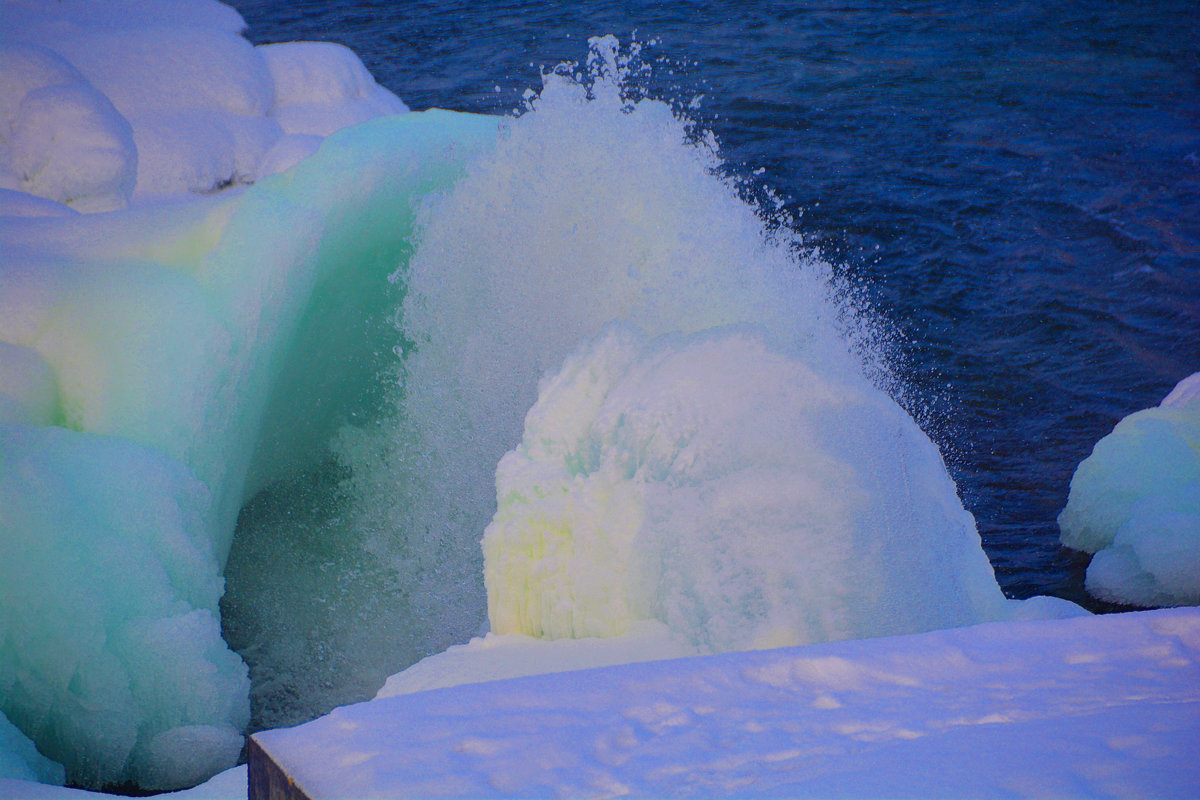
341 36 1019 673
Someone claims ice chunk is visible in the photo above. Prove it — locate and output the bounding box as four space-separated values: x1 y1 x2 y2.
0 424 249 789
1059 372 1200 606
484 326 1012 652
0 108 501 789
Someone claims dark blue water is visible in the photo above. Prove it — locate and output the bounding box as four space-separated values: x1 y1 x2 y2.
232 0 1200 607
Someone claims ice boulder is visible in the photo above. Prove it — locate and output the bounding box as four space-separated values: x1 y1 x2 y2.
0 425 249 790
1059 372 1200 607
484 326 1017 652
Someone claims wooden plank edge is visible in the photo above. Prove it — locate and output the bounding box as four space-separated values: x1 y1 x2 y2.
247 734 316 800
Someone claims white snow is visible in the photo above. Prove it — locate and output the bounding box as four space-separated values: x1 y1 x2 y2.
377 622 700 699
0 0 407 208
1060 372 1200 606
266 607 1200 799
0 42 136 211
0 765 247 800
260 42 409 137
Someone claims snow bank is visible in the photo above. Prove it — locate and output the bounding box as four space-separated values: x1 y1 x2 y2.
0 42 136 212
0 110 500 789
0 0 407 209
267 608 1200 799
260 42 409 137
377 622 699 699
1060 372 1200 606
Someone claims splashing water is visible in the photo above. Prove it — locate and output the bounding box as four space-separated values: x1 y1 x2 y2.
227 36 1023 731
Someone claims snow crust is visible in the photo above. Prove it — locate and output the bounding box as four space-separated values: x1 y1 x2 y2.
1060 372 1200 606
268 608 1200 799
0 0 407 210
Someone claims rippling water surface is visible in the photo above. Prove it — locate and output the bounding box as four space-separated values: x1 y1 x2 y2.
232 0 1200 605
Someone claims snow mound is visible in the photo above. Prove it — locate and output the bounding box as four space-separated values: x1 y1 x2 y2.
1059 372 1200 606
0 43 136 212
0 0 407 209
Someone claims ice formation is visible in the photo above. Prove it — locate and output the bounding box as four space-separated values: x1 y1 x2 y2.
1060 372 1200 607
0 9 1095 793
0 0 482 789
0 0 407 211
0 711 63 785
373 39 1083 695
0 107 498 788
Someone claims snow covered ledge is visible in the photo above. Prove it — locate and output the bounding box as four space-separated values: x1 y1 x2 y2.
249 607 1200 799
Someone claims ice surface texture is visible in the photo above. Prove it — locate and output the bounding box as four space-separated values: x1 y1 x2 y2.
0 0 407 211
1060 372 1200 606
